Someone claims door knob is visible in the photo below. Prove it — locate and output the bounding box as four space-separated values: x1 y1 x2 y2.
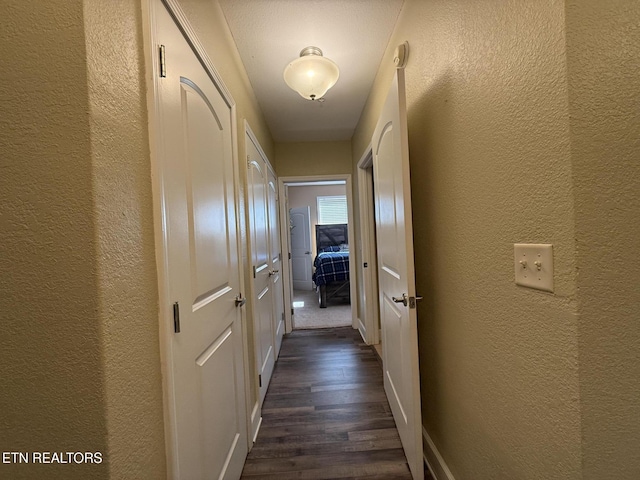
268 269 279 277
392 294 408 306
391 294 423 308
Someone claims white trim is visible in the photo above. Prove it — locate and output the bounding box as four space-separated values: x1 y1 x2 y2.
357 317 367 343
141 1 177 475
245 121 274 173
287 180 345 187
423 426 456 480
356 146 373 171
252 417 263 444
250 401 262 446
278 174 357 332
356 145 380 345
233 106 253 455
345 175 357 331
277 180 294 334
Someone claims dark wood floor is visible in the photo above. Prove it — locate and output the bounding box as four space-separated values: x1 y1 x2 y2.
240 327 432 479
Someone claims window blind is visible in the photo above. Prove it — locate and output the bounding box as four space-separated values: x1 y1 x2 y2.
317 195 348 224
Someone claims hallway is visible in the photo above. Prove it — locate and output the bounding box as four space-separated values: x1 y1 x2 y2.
240 328 431 479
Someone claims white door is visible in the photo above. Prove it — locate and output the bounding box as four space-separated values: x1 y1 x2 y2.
290 206 313 290
154 3 248 479
372 69 423 480
247 138 275 404
267 168 285 356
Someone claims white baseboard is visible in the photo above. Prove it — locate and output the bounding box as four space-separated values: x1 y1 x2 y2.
252 416 262 444
357 317 367 343
250 401 262 446
423 426 456 480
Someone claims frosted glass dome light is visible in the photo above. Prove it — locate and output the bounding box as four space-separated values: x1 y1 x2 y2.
283 47 340 101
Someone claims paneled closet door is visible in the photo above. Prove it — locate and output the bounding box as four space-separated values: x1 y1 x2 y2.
267 166 285 357
247 134 275 405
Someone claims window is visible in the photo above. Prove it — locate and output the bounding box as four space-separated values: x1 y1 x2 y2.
317 195 348 225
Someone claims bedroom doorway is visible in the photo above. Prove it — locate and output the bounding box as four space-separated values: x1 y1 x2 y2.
278 175 357 333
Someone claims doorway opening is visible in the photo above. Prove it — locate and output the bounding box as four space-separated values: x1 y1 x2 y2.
278 175 356 332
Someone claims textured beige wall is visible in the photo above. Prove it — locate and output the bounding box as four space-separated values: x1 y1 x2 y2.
0 1 108 478
275 141 352 177
353 1 582 478
566 0 640 478
288 184 347 257
0 0 166 478
84 1 166 478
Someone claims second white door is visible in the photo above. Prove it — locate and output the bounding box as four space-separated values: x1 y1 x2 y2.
372 69 423 480
246 130 283 404
247 136 275 404
267 167 285 356
290 206 313 291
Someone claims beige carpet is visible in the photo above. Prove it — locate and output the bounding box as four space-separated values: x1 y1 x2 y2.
292 289 352 329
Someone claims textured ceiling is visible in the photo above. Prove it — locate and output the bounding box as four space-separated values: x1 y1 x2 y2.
219 0 404 142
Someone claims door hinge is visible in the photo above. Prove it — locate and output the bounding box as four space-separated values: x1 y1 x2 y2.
253 265 256 278
159 45 167 78
282 312 285 321
291 308 294 316
173 301 180 333
288 252 291 260
258 374 262 388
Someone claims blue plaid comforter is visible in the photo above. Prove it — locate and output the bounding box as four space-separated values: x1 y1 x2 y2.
312 252 350 286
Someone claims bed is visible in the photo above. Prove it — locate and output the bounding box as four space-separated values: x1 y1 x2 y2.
312 224 350 308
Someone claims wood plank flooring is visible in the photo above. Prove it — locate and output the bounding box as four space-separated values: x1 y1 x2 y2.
241 327 432 480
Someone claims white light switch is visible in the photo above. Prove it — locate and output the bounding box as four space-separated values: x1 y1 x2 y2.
514 244 554 292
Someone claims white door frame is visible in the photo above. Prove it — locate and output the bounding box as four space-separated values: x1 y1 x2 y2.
357 145 380 346
278 174 356 334
142 0 252 475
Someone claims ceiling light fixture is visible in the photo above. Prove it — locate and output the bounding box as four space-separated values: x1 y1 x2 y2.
283 47 339 101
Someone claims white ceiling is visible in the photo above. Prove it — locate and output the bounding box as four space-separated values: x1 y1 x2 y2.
218 0 404 143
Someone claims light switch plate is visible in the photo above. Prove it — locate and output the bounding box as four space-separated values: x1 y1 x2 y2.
514 244 554 292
